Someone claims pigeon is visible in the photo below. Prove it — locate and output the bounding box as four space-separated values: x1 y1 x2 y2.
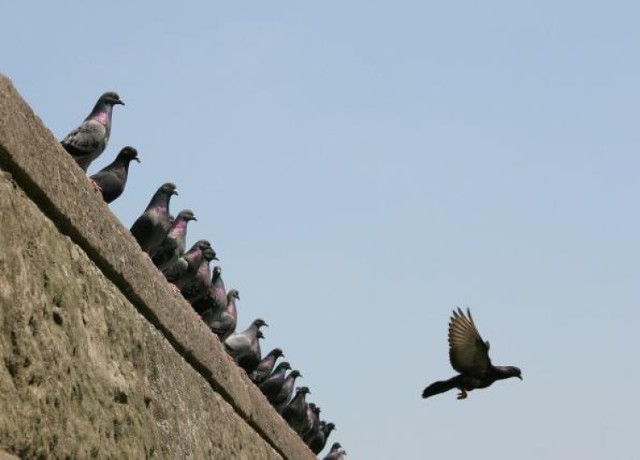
282 386 312 436
163 240 214 291
61 91 124 171
250 348 285 385
180 246 219 303
89 146 140 203
259 361 292 403
273 369 303 414
130 182 178 254
151 209 197 271
323 442 346 460
224 318 267 374
422 308 522 400
302 403 320 441
310 422 336 455
192 266 227 315
201 288 239 341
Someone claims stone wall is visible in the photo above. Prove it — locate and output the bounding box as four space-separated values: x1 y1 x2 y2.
0 74 314 460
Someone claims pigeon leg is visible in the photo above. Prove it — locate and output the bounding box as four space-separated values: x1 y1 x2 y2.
456 389 468 400
89 177 102 193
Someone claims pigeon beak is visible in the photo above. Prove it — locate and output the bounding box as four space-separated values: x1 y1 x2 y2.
518 375 523 380
134 157 141 163
116 99 125 105
173 189 179 196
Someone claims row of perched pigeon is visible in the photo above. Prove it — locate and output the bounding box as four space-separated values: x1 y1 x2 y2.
59 92 347 459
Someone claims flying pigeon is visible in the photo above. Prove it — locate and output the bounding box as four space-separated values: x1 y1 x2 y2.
224 318 267 374
258 361 292 403
422 308 522 400
192 266 227 315
180 246 219 303
282 386 312 436
323 442 347 460
201 288 239 341
89 146 140 203
273 369 303 414
61 91 124 171
130 182 178 255
163 240 214 292
250 348 285 385
151 209 197 271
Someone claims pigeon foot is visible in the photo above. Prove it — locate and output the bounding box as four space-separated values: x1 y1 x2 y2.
456 389 468 400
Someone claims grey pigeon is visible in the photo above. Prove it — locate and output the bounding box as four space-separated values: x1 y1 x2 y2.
201 288 239 341
180 246 219 303
61 91 124 171
163 240 214 291
224 318 267 374
258 361 292 403
151 209 197 270
422 308 522 400
282 386 312 436
323 442 346 460
250 348 285 385
273 369 303 414
130 182 178 254
90 146 139 203
192 266 226 315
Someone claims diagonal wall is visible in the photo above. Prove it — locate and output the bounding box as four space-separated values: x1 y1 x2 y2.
0 74 315 460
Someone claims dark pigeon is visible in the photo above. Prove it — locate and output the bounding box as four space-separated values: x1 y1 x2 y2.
302 403 320 441
224 318 267 374
273 369 303 414
151 209 197 271
422 308 522 400
259 361 292 403
89 146 139 203
130 182 178 255
180 246 219 303
310 422 336 455
163 240 214 291
192 266 226 315
282 386 312 436
61 91 124 171
250 348 285 385
323 442 346 460
201 288 239 341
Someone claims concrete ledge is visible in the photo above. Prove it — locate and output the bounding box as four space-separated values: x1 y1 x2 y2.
0 74 314 460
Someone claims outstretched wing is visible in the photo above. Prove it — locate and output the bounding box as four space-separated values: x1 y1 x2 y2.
448 307 491 375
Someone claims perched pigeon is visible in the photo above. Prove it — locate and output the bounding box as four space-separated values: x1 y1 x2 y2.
250 348 285 385
422 308 522 400
130 183 178 254
282 386 312 436
180 246 219 303
323 442 346 460
201 288 239 341
61 91 124 171
224 318 267 374
89 146 140 203
151 209 197 270
273 369 303 414
163 240 214 291
310 422 336 455
259 361 292 403
302 403 320 441
192 266 226 315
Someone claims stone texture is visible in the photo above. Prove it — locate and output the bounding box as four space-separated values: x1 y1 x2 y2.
0 75 314 459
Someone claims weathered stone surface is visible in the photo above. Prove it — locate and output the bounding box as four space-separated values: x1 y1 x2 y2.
0 75 314 459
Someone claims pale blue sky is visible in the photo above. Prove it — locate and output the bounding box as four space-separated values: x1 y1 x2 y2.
3 2 640 459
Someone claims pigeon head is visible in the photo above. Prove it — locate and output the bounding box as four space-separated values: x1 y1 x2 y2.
176 209 197 222
253 318 268 329
325 422 336 433
270 348 284 358
313 405 321 416
508 366 523 380
290 370 302 378
228 289 240 300
212 266 222 277
117 146 140 163
203 247 218 262
192 239 212 251
99 91 125 106
160 182 179 196
296 386 311 395
279 361 291 370
257 330 265 339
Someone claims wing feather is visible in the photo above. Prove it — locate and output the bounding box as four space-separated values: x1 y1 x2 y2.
448 307 491 375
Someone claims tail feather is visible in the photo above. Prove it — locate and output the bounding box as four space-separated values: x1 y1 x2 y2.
422 376 460 399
